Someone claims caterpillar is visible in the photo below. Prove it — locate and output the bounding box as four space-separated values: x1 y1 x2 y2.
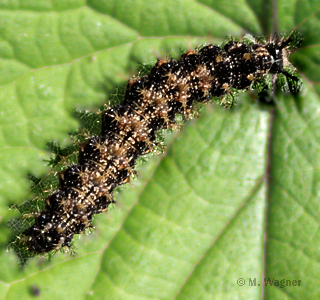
10 32 302 261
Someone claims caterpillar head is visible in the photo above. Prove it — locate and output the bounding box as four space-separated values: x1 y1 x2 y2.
266 32 303 93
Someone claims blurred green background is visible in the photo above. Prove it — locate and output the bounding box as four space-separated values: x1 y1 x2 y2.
0 0 319 299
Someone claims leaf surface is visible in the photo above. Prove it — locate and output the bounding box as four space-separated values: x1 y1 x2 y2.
0 0 319 299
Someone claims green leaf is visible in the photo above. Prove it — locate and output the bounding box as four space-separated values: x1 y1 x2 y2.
0 0 319 299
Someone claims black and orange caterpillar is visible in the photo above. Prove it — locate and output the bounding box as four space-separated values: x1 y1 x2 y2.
12 32 302 257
